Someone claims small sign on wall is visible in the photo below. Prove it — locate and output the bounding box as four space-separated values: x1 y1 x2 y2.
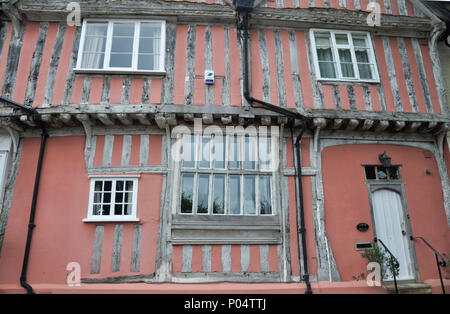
204 70 215 84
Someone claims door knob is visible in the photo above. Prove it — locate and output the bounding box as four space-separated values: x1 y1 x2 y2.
402 230 406 236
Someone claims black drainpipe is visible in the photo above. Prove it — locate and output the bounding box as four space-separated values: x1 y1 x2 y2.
234 1 312 294
0 96 48 294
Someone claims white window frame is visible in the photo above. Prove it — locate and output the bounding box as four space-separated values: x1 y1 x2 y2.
173 132 276 217
75 19 166 74
309 29 380 83
83 175 140 222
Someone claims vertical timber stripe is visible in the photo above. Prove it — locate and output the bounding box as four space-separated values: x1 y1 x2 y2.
397 38 419 112
121 77 131 105
111 224 124 272
142 78 151 104
121 135 132 167
258 29 271 103
161 22 176 105
91 225 104 274
222 27 231 106
62 25 81 105
222 245 232 273
260 245 270 272
130 224 142 272
288 30 304 109
184 24 196 106
205 26 214 107
102 135 114 167
411 38 433 113
382 37 403 112
81 77 92 105
241 245 250 273
2 23 25 99
202 245 212 272
24 22 49 106
274 30 287 107
182 245 193 272
43 23 66 106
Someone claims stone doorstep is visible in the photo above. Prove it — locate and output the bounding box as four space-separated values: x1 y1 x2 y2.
384 282 432 294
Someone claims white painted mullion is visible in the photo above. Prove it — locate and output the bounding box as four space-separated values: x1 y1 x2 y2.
104 21 113 70
88 179 95 218
208 173 213 215
132 22 140 71
132 178 138 218
330 31 342 79
159 20 166 72
110 178 116 218
256 175 260 216
76 19 88 69
348 33 360 80
240 174 244 215
224 173 229 215
192 173 199 214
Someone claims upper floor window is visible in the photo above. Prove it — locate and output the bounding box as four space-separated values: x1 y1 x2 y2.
76 20 166 73
310 29 379 82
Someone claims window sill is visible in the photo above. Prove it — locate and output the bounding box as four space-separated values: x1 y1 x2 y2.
171 214 281 245
316 78 380 85
83 217 140 223
74 68 166 76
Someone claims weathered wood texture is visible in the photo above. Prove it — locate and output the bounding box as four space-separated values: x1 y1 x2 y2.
0 15 445 117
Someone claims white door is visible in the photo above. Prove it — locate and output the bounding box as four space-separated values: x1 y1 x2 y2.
372 189 415 281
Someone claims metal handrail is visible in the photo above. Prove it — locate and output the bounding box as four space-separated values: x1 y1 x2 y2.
374 237 400 294
412 236 446 294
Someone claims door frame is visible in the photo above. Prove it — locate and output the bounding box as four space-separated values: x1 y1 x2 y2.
366 181 420 283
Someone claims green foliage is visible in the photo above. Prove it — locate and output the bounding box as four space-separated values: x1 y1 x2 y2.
353 242 400 282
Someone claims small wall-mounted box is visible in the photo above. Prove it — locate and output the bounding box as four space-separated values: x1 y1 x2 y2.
204 70 215 84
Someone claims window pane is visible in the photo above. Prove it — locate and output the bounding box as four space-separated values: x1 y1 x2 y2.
358 64 373 79
141 23 161 37
93 204 102 216
125 181 133 191
138 54 158 71
102 205 111 215
109 53 133 68
115 204 123 215
116 180 124 191
197 174 210 214
112 23 134 37
183 135 195 168
103 192 111 204
229 175 241 214
111 37 134 53
199 136 211 169
335 33 349 45
259 137 271 171
260 176 272 215
104 181 112 191
244 136 256 170
115 192 124 203
314 32 331 46
181 174 194 213
94 180 103 192
244 176 256 215
352 36 368 48
124 203 132 215
81 23 107 69
338 49 355 78
139 37 159 54
93 192 102 203
229 135 239 169
214 136 226 169
213 175 225 214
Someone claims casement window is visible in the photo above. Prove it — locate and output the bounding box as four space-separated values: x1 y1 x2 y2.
83 176 139 222
310 29 379 82
170 130 281 245
76 20 166 73
178 133 274 216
